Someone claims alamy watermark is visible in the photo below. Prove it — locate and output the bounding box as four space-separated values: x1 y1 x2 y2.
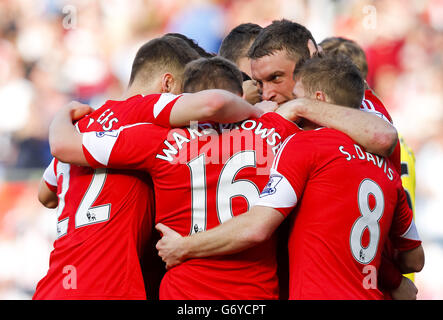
62 4 77 30
62 265 77 290
362 5 377 30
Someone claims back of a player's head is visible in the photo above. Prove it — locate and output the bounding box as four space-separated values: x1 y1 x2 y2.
319 37 368 79
183 56 244 96
164 32 215 58
129 36 200 86
294 54 364 109
248 19 317 64
219 23 263 65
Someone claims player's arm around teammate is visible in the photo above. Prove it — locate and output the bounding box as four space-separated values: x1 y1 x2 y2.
156 55 424 295
277 97 398 158
38 101 94 207
155 205 283 268
48 89 263 166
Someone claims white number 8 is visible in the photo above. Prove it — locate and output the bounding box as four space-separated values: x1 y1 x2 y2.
350 179 384 264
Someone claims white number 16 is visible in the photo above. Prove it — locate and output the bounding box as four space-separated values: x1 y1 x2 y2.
187 151 260 235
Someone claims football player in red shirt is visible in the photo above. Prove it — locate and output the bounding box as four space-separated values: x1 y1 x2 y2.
155 54 424 300
34 36 261 300
48 51 405 299
247 20 398 157
48 56 301 299
319 36 417 299
319 36 401 173
231 19 406 298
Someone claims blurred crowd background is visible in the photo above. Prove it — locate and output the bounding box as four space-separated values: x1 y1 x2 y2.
0 0 442 299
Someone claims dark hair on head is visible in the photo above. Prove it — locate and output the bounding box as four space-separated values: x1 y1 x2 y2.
319 37 368 79
219 23 263 65
183 56 244 95
294 54 364 109
129 36 200 85
248 19 317 65
164 33 215 58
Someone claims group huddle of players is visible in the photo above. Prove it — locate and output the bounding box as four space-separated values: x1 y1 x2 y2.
33 19 424 300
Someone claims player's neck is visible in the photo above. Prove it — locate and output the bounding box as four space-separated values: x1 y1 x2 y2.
121 83 157 100
299 119 321 131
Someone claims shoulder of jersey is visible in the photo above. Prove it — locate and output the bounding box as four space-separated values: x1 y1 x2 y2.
363 89 393 123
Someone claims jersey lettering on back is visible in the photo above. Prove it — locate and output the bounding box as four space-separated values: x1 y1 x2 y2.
34 94 180 300
82 112 301 299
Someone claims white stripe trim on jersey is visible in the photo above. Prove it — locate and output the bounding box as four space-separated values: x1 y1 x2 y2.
400 219 421 242
361 99 392 124
272 133 296 170
82 122 152 166
255 168 298 209
362 99 375 111
365 98 375 110
43 158 57 187
153 93 181 118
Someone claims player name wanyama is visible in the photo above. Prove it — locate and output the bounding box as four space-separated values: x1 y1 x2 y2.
156 120 282 163
339 144 395 181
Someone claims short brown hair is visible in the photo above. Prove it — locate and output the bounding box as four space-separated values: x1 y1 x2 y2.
219 23 263 65
129 36 200 85
164 32 215 58
183 56 243 95
248 19 317 64
294 54 364 109
319 37 368 79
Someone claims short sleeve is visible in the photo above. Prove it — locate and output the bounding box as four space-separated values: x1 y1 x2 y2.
272 133 314 198
390 186 422 251
254 133 314 217
254 168 298 217
82 123 165 173
134 93 183 127
43 158 58 193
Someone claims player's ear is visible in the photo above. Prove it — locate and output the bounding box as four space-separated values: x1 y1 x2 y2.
314 90 327 102
307 39 318 57
160 73 175 93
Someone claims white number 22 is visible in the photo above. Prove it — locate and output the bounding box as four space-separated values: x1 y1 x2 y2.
55 162 110 238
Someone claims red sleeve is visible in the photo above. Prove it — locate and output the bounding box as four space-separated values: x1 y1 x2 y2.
45 181 58 193
82 124 167 172
153 95 183 127
107 125 165 171
130 93 183 127
83 144 105 169
268 132 314 217
389 139 402 175
42 158 58 192
377 253 403 291
390 185 422 251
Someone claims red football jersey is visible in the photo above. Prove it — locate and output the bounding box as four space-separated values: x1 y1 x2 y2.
362 89 404 297
81 112 302 299
33 94 181 300
255 128 421 300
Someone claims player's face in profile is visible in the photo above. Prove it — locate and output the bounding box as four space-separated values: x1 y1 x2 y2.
251 50 296 105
